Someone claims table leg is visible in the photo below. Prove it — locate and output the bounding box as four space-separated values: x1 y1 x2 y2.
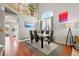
41 37 43 48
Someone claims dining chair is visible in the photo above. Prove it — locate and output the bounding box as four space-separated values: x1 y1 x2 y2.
48 31 54 44
45 30 49 41
41 30 44 34
45 30 53 44
29 30 34 43
46 30 49 34
34 30 39 42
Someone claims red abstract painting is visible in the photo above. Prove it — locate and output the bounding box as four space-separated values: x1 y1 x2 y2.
59 11 68 22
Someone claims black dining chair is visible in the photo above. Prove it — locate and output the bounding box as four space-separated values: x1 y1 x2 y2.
29 30 34 43
34 30 39 42
46 30 49 34
45 30 49 41
48 31 54 44
41 30 44 34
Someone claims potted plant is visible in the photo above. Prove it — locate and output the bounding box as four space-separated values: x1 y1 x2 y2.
28 4 36 16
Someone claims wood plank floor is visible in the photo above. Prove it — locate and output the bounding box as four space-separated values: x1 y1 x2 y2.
60 45 72 56
5 37 37 56
5 37 72 56
54 41 72 56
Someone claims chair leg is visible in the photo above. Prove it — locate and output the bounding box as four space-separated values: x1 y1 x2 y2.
48 41 50 44
41 39 43 48
35 37 39 42
46 37 50 44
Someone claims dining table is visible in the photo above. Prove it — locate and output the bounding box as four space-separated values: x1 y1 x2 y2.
38 33 50 48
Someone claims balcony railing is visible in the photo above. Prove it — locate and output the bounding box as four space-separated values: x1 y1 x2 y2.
6 3 30 15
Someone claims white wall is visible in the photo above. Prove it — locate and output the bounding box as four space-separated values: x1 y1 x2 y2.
19 15 37 40
5 15 18 24
38 3 79 43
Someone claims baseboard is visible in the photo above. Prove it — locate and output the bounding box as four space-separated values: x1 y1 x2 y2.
55 40 71 45
19 39 30 42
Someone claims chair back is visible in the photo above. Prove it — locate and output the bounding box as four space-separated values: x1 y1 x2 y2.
41 30 44 34
34 30 38 37
30 30 32 35
34 30 39 42
46 30 49 34
29 30 33 38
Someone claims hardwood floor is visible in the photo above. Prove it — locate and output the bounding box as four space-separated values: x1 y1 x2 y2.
54 41 72 56
5 37 72 56
60 45 72 56
5 37 37 56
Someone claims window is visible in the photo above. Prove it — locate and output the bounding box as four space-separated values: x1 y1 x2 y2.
41 11 53 19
